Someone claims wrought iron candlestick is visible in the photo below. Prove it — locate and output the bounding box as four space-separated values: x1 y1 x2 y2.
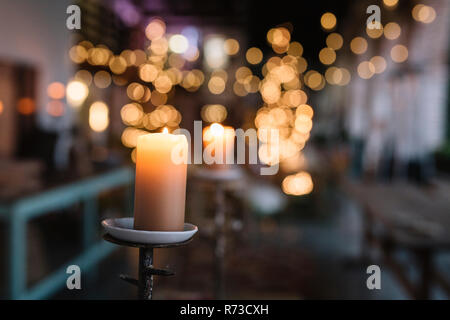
193 166 244 299
103 233 192 300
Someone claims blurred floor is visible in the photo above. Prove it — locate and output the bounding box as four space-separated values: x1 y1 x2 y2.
51 188 450 300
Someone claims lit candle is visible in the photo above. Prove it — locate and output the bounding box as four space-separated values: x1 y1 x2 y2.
203 123 235 168
134 128 188 231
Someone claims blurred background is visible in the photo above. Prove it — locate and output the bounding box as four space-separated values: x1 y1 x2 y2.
0 0 449 299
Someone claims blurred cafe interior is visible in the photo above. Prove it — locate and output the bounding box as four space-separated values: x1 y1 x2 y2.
0 0 449 299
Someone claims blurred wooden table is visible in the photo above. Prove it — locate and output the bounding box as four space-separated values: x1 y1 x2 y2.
343 178 450 299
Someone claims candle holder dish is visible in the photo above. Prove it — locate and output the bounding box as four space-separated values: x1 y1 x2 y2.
102 217 197 244
102 218 197 300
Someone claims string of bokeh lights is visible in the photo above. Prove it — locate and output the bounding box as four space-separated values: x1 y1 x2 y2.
7 0 436 197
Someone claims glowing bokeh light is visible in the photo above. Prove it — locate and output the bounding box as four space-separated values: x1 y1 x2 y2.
66 80 89 107
246 47 263 64
47 82 65 100
319 47 336 65
224 39 239 55
201 104 228 123
357 61 375 79
169 34 189 54
390 44 408 63
326 33 343 50
384 22 401 40
321 12 337 30
350 37 368 54
17 97 35 115
94 71 112 88
89 101 109 132
145 18 166 40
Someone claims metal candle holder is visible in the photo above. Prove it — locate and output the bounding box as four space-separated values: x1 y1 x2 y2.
192 166 244 299
103 233 193 300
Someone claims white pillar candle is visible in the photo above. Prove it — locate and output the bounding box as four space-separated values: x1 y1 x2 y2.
134 129 188 231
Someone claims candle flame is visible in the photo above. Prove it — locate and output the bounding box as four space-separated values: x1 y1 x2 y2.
210 122 224 136
162 127 169 134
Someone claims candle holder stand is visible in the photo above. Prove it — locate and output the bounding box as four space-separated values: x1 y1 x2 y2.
192 166 244 299
103 233 193 300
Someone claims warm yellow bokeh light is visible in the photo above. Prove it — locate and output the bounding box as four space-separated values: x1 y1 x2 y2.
150 37 169 55
412 5 436 23
120 50 137 66
287 42 303 56
224 39 240 55
94 71 112 89
89 101 109 132
109 56 127 74
235 67 252 84
383 0 398 8
74 70 92 86
319 47 336 65
321 12 337 30
169 34 189 54
260 81 281 104
47 82 65 100
304 70 324 90
350 37 368 54
201 104 227 123
325 66 342 85
282 171 313 196
87 47 111 66
233 81 247 97
69 45 88 63
267 27 290 47
154 74 172 93
326 33 343 50
244 76 260 93
390 44 408 63
338 68 351 86
208 76 226 95
357 61 375 79
122 127 148 148
296 104 314 119
66 80 89 107
145 19 166 40
127 82 145 101
283 89 307 107
295 114 313 133
413 5 436 24
384 22 401 40
121 103 144 126
370 56 387 74
246 47 263 65
139 64 159 82
366 24 384 39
